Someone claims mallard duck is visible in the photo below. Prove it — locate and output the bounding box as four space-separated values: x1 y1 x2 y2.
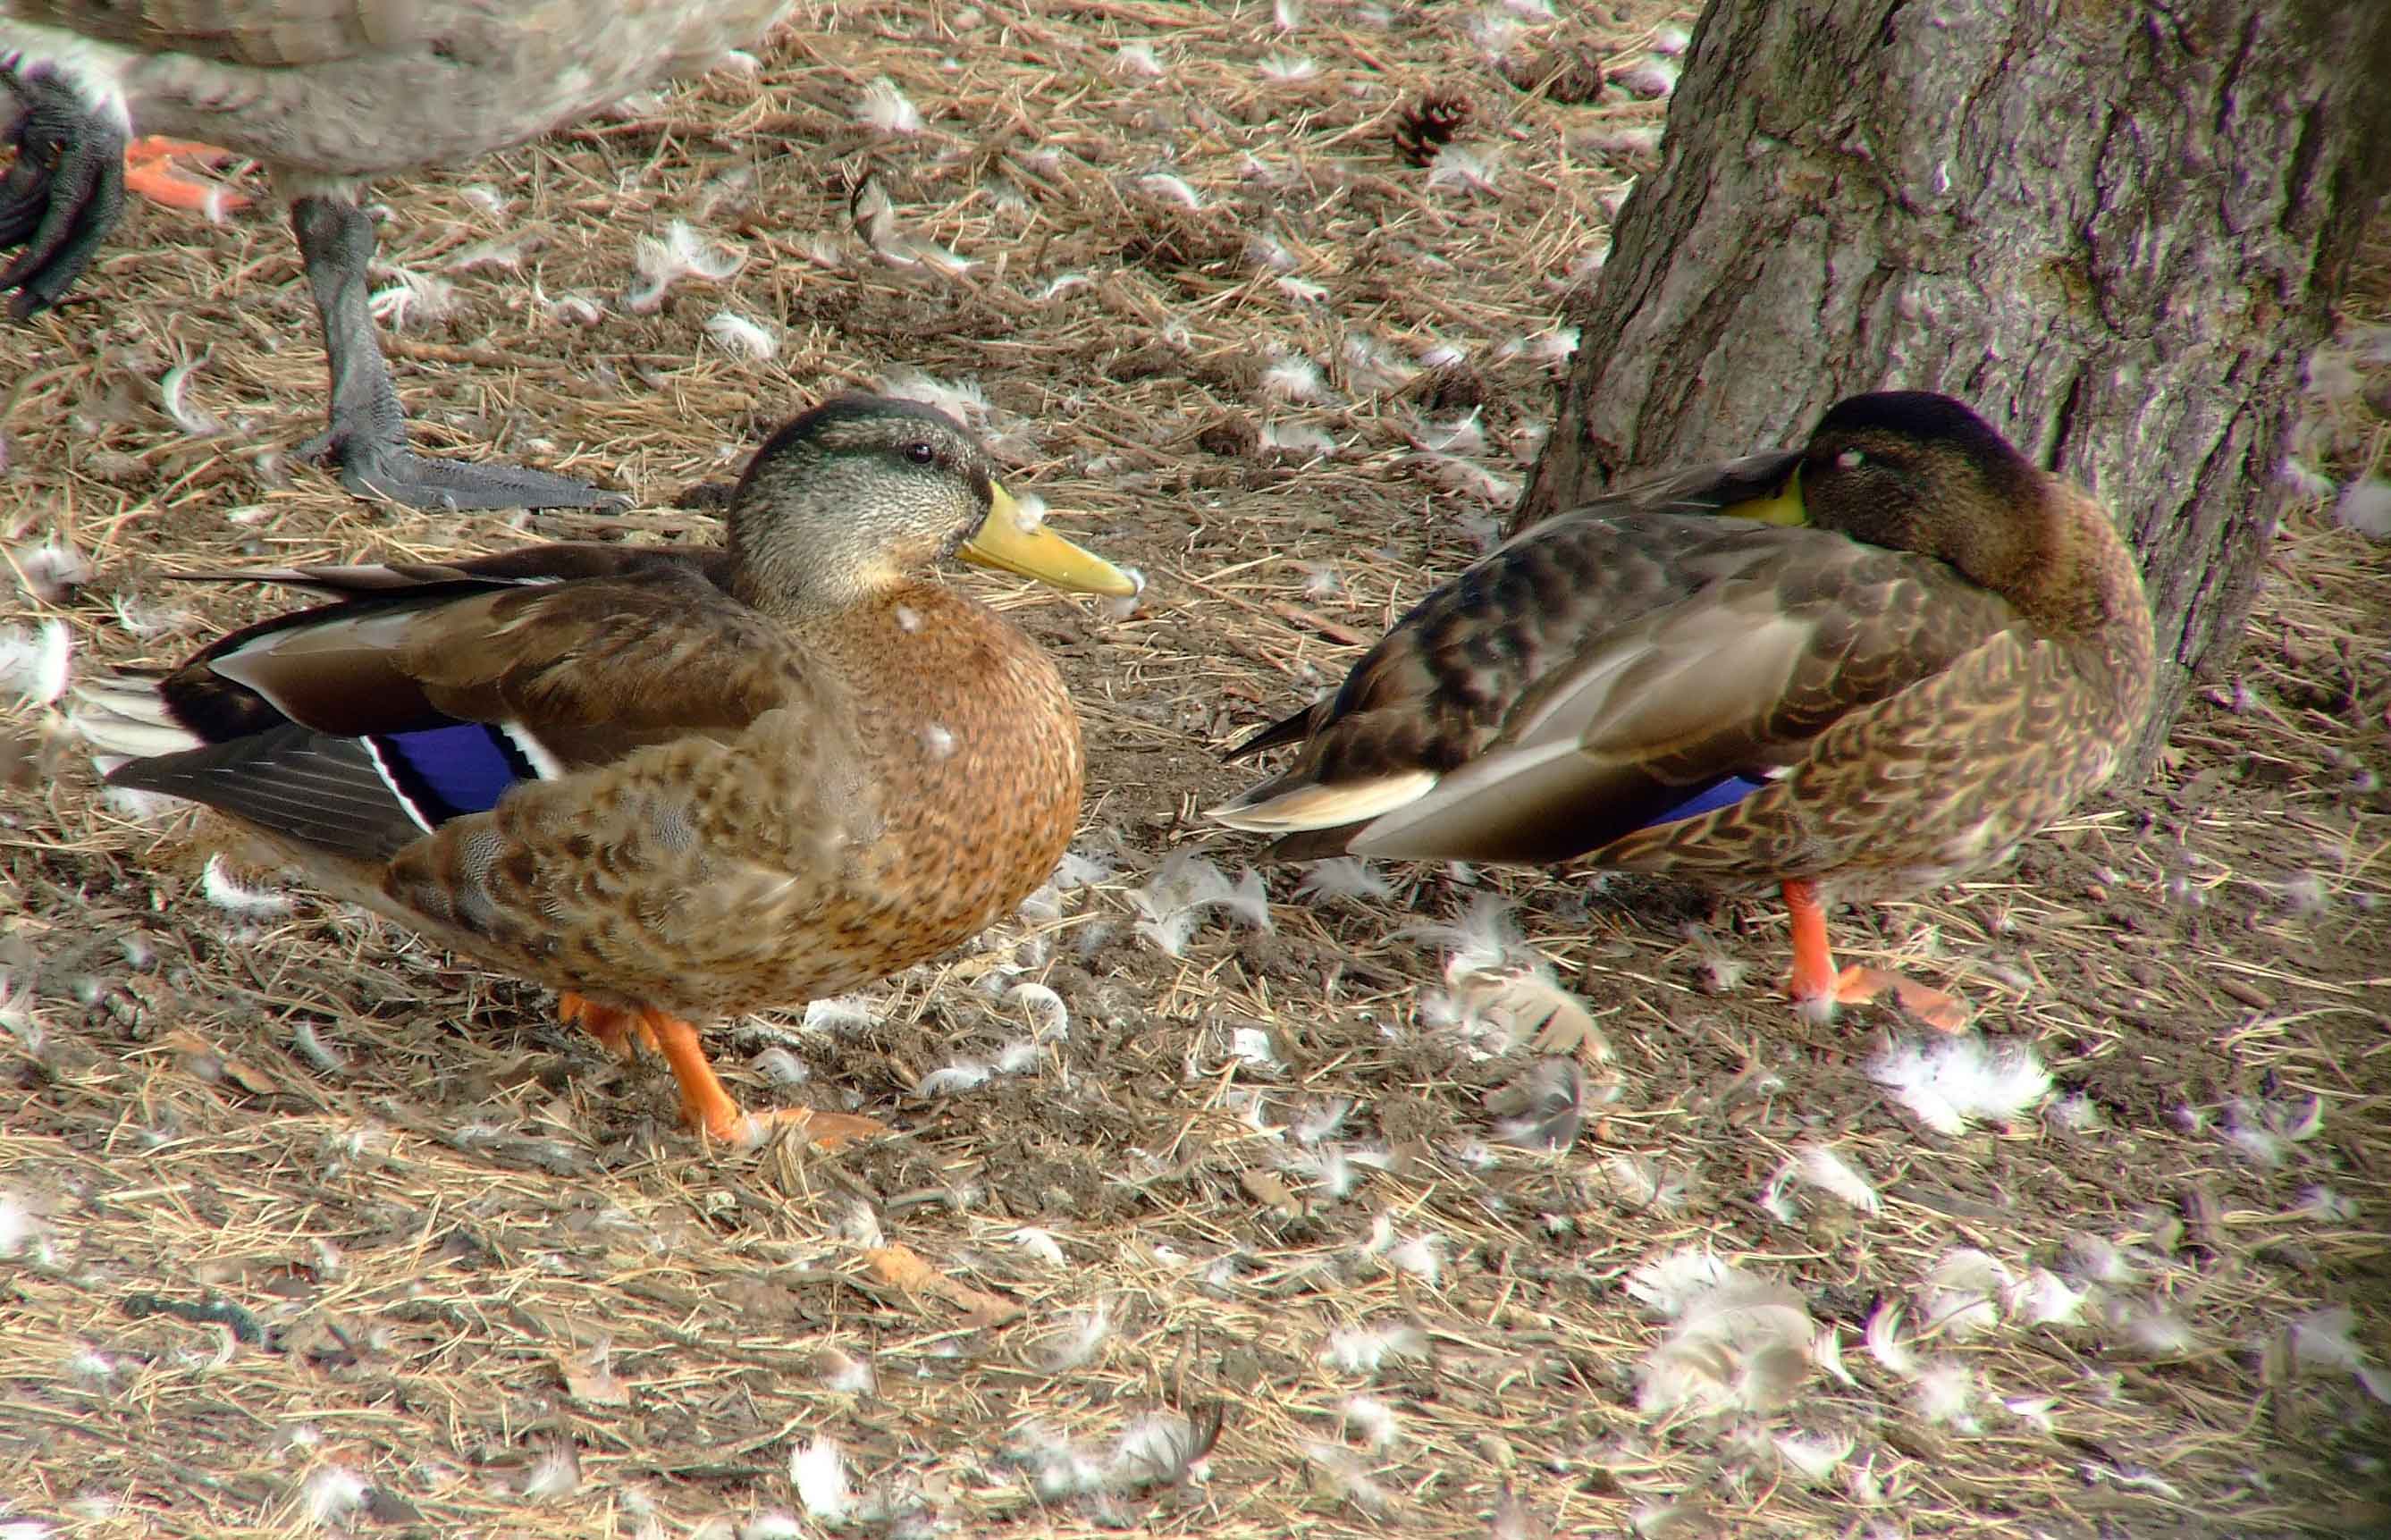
1 0 791 509
73 393 1141 1147
1209 391 2157 1031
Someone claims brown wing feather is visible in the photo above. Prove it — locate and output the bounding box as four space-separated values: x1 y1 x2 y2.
151 546 792 768
1234 511 2025 866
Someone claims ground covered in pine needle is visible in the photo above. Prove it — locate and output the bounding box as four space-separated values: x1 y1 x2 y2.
2 3 2387 1536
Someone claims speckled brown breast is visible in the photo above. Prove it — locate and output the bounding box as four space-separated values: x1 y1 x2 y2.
358 581 1082 1022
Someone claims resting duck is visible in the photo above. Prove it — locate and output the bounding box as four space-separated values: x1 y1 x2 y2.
1209 391 2157 1031
0 0 791 509
75 394 1141 1148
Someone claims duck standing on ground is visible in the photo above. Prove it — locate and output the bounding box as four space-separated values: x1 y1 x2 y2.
1210 391 2157 1031
73 395 1141 1148
0 0 793 509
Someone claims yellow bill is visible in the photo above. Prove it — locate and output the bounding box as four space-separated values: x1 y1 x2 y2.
960 484 1141 597
1720 463 1810 526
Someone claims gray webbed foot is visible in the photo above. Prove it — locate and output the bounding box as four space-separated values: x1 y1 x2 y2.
0 63 129 316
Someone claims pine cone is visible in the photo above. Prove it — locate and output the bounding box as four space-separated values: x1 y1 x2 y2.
1393 88 1474 167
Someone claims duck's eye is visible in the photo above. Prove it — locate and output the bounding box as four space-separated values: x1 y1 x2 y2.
1835 448 1867 471
902 441 938 466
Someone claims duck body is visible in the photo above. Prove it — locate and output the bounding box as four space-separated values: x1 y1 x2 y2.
6 0 787 181
1214 391 2156 1028
78 395 1137 1144
2 0 791 509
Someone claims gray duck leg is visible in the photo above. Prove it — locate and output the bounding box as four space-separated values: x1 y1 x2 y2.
292 196 625 510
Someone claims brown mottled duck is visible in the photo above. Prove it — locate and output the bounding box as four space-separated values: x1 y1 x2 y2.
75 395 1141 1148
1209 391 2157 1031
1 0 793 509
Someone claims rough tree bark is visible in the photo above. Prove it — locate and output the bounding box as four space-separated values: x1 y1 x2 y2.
1517 0 2391 773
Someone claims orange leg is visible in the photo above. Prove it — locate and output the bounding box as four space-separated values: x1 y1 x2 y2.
123 137 251 220
641 1007 888 1150
1781 879 1969 1033
558 989 661 1060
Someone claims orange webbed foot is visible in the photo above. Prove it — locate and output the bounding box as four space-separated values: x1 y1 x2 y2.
1781 879 1971 1034
558 989 661 1059
123 137 250 220
640 1006 888 1150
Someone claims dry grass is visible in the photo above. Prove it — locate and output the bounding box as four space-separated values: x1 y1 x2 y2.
3 3 2388 1537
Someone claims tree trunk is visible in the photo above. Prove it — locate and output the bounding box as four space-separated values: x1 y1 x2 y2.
1517 0 2391 774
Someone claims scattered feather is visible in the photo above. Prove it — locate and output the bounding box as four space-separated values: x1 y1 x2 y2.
1261 420 1340 458
368 269 460 330
1302 1442 1390 1514
855 77 922 135
1812 1324 1856 1386
1912 1360 1982 1431
1427 144 1501 194
522 1445 581 1500
2223 1094 2325 1167
2003 1267 2092 1328
704 311 779 362
1420 902 1607 1058
1919 1249 2014 1340
1598 1154 1691 1213
2294 1184 2357 1222
443 234 541 273
789 1438 851 1522
2331 478 2391 538
1322 1320 1427 1374
1342 1394 1400 1450
157 358 226 436
1115 41 1165 77
1010 1227 1066 1266
1865 1034 2051 1133
913 1058 993 1097
1039 1300 1115 1370
1638 1275 1817 1418
803 997 876 1034
1130 851 1274 955
1414 450 1521 506
0 620 71 706
1259 52 1319 82
1485 1057 1586 1151
536 287 606 326
1612 55 1680 98
1408 408 1486 457
300 1468 368 1527
1007 1411 1214 1497
873 368 989 426
2104 1296 2200 1357
1771 1143 1882 1216
1137 172 1204 211
1626 1249 1733 1317
1865 1301 1919 1377
626 220 745 314
1340 334 1417 394
2004 1394 2059 1433
1260 351 1334 402
2279 456 2336 499
752 1047 809 1086
1301 861 1396 908
200 854 293 917
1770 1428 1855 1485
816 1347 877 1395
